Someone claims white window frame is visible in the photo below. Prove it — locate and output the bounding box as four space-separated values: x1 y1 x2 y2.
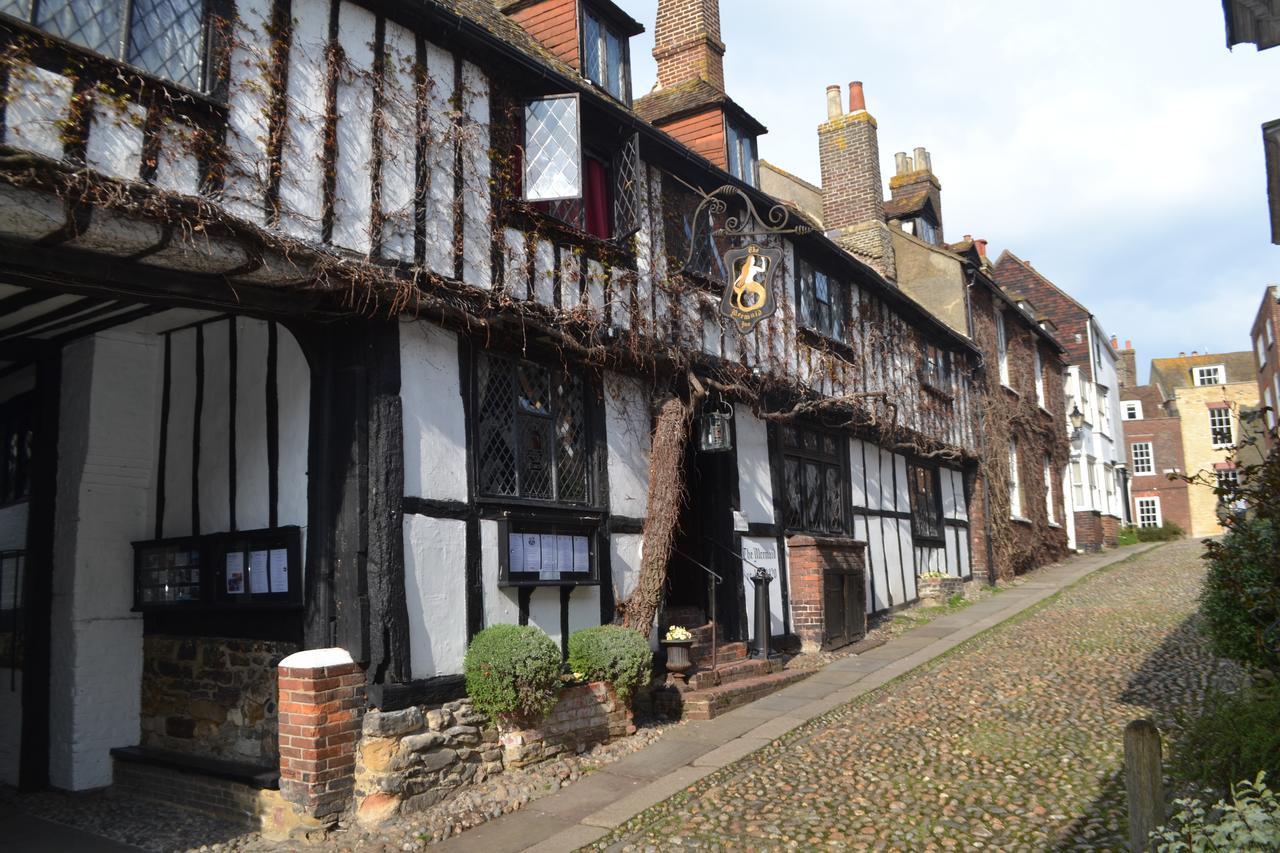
1216 468 1239 490
1043 455 1055 523
1136 496 1161 528
1071 458 1084 507
1266 387 1277 430
1008 439 1022 517
1194 364 1225 386
1033 346 1045 406
1209 406 1235 449
1099 388 1112 436
523 94 583 203
1257 333 1268 370
1131 441 1154 475
996 310 1011 388
1122 400 1143 421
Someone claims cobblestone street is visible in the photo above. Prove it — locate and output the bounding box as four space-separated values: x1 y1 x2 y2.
593 539 1242 851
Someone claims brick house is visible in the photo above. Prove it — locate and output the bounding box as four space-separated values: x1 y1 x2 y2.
1148 352 1261 537
1116 350 1193 534
1250 285 1280 449
757 86 1071 580
992 253 1128 550
0 0 986 821
1220 1 1280 244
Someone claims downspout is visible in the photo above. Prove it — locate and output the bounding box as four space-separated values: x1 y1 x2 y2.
965 268 997 585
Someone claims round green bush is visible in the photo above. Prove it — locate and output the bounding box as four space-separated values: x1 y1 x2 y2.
567 625 653 701
464 624 562 722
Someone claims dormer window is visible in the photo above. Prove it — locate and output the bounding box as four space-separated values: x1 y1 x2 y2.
582 6 632 104
3 0 212 91
725 119 758 186
1194 365 1225 386
900 216 940 246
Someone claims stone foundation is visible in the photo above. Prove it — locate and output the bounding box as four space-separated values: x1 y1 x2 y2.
354 682 633 826
141 636 297 764
1101 514 1120 548
917 575 965 604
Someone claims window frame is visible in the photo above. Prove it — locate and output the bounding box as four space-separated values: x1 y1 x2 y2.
2 0 221 94
907 463 944 543
995 310 1011 388
1216 468 1239 491
1033 345 1045 406
724 117 758 187
1208 406 1234 449
1008 439 1022 518
1122 400 1143 421
1194 365 1225 386
1043 455 1056 524
1130 441 1154 476
796 257 850 345
579 5 632 106
472 349 600 510
1136 496 1161 528
779 423 850 537
0 393 34 508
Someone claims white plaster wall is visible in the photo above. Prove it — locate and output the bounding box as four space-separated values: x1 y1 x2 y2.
222 0 272 222
276 331 310 529
0 503 27 552
161 329 196 537
460 61 491 288
234 319 270 528
86 100 144 182
380 21 417 262
0 670 21 785
400 321 467 502
404 516 468 679
604 373 649 518
610 534 643 605
567 586 601 637
735 406 772 524
480 519 519 626
502 228 527 297
199 322 233 534
278 0 330 241
533 240 556 307
331 1 377 254
49 332 161 790
423 42 456 277
527 588 562 650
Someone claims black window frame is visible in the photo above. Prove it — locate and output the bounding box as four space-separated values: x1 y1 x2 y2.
796 257 850 345
473 349 601 510
779 423 850 537
724 117 758 187
580 5 632 106
920 343 953 394
663 177 727 285
907 463 944 542
0 393 34 508
1 0 224 95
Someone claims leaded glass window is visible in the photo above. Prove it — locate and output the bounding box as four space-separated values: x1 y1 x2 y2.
476 352 592 506
908 464 943 541
524 95 583 203
8 0 209 91
582 8 630 104
664 179 725 282
781 424 848 536
725 119 757 187
797 259 848 343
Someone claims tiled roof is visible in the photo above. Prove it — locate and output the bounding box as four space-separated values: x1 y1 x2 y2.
1149 352 1257 390
633 78 767 134
884 189 932 221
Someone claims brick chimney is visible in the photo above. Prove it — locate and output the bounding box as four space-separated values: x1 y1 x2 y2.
889 145 943 241
1116 338 1138 389
653 0 725 92
818 81 895 280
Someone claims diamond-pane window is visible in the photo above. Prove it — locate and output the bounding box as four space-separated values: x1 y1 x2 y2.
477 352 593 505
0 0 32 18
524 96 582 203
781 424 848 535
128 0 206 90
36 0 123 56
613 133 641 241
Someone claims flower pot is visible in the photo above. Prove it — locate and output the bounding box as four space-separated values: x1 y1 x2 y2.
663 640 694 685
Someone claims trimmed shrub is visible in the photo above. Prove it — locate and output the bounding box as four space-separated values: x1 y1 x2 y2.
1201 517 1279 673
1152 773 1280 852
567 625 653 702
1136 521 1184 542
464 624 562 722
1171 682 1280 796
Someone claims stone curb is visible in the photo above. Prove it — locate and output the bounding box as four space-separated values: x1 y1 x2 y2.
435 544 1159 852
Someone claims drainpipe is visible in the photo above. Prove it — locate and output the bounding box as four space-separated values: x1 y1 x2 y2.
965 269 997 584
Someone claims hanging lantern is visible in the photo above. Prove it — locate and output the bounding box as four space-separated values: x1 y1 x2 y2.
699 399 734 453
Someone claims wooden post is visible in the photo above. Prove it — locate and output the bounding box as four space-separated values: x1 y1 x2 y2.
1125 718 1165 852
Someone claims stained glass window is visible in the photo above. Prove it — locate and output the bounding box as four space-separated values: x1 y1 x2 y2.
476 352 592 505
781 424 848 535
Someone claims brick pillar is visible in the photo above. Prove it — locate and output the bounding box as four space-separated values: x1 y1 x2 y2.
277 649 365 821
786 535 866 653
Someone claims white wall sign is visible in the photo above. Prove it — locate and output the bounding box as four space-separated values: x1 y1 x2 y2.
741 536 785 639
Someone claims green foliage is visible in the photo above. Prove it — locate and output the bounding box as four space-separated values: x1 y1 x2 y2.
1171 682 1280 796
1151 773 1280 852
567 625 653 701
1198 435 1280 675
463 624 562 722
1118 525 1140 547
1136 521 1184 542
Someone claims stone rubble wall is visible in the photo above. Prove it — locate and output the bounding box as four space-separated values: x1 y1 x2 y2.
141 636 297 764
354 682 634 825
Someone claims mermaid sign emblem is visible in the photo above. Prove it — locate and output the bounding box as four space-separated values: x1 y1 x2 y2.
721 243 781 334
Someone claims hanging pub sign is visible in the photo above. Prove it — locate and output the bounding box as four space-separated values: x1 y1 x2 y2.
679 182 814 334
721 243 781 334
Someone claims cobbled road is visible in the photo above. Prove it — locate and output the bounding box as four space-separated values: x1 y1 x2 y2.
592 539 1243 852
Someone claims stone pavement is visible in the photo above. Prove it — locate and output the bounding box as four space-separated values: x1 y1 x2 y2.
438 542 1185 853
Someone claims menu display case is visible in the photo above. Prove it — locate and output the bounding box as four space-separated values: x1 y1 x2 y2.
132 526 303 611
497 517 600 588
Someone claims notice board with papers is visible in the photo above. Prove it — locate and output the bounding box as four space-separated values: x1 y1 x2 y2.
497 517 599 587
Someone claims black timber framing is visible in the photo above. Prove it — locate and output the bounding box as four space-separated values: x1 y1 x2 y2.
18 352 59 790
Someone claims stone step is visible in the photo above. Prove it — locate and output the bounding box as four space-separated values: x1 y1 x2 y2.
655 667 814 721
686 657 776 691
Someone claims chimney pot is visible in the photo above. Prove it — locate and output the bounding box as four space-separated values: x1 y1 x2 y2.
826 85 842 120
849 81 866 113
1179 351 1186 357
1126 340 1132 349
975 239 988 257
913 147 930 173
1111 335 1118 348
894 152 911 175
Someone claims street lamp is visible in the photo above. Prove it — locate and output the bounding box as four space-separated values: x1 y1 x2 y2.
1069 404 1085 432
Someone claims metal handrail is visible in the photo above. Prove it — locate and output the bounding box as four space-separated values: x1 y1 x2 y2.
669 546 722 674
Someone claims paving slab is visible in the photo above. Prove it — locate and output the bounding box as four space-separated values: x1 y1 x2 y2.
529 771 645 821
580 766 714 829
523 824 609 853
603 737 715 780
691 735 774 768
434 811 574 852
742 714 807 742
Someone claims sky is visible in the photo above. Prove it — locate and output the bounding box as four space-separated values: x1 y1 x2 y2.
621 0 1280 383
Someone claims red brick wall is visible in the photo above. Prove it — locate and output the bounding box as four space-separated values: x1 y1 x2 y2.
1074 511 1103 552
508 0 581 69
1252 285 1280 450
653 0 725 91
1101 514 1119 547
277 653 366 821
1124 408 1191 532
786 535 865 651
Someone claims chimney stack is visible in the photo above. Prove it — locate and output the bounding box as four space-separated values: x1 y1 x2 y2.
653 0 725 92
817 79 895 280
975 239 988 258
889 143 944 241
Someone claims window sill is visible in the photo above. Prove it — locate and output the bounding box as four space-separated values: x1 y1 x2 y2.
1010 515 1033 525
507 203 637 264
796 327 857 362
922 382 955 402
1001 384 1020 397
1038 405 1055 417
1047 521 1062 529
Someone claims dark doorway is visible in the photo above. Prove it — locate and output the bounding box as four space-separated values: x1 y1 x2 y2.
666 438 747 642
